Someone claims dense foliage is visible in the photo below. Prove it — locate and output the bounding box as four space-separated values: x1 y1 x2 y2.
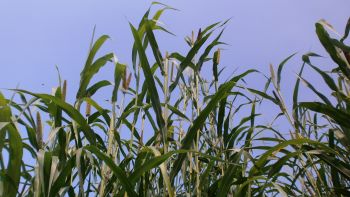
1 3 350 196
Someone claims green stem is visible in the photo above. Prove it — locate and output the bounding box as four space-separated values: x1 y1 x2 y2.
99 101 116 196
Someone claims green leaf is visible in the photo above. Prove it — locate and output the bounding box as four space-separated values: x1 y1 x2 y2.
85 80 112 98
169 30 213 92
84 97 111 126
217 96 227 137
300 102 350 145
302 52 322 63
15 89 97 146
130 149 187 183
0 93 23 197
300 102 350 128
315 152 350 180
216 150 243 196
145 20 164 74
77 35 113 99
292 62 305 131
197 29 225 71
164 103 190 121
268 151 300 178
277 53 297 89
202 19 230 35
83 35 109 75
199 160 214 191
250 138 335 176
316 23 350 80
247 88 279 104
130 23 166 146
49 157 75 196
132 5 174 70
328 129 342 194
84 145 137 197
341 17 350 42
298 76 332 106
170 70 256 182
112 63 126 102
307 63 338 92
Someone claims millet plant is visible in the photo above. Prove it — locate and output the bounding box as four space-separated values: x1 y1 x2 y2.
1 3 350 197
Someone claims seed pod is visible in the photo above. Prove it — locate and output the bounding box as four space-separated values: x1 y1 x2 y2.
216 48 221 65
197 28 202 42
85 90 91 116
122 68 127 90
62 80 67 101
213 49 220 82
86 101 91 117
36 112 43 149
125 72 132 90
122 68 132 91
191 31 195 46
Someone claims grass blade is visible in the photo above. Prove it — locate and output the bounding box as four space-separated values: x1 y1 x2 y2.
0 92 23 197
130 23 167 147
84 145 137 197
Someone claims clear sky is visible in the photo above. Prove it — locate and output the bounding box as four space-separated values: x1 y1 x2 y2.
0 0 349 110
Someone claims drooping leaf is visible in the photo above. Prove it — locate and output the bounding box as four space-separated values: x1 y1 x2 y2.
15 89 97 146
277 53 297 89
130 23 166 146
84 145 137 197
85 80 112 98
247 88 279 104
316 23 350 80
77 35 113 99
340 17 350 42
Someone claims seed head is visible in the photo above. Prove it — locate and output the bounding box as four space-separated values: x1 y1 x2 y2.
36 112 43 149
216 48 221 65
197 28 202 42
191 31 195 46
126 73 132 89
86 101 91 117
122 69 132 91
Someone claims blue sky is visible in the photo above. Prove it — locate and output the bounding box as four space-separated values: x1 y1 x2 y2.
0 0 349 114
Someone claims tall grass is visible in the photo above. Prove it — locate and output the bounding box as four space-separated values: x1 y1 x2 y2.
0 3 350 196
